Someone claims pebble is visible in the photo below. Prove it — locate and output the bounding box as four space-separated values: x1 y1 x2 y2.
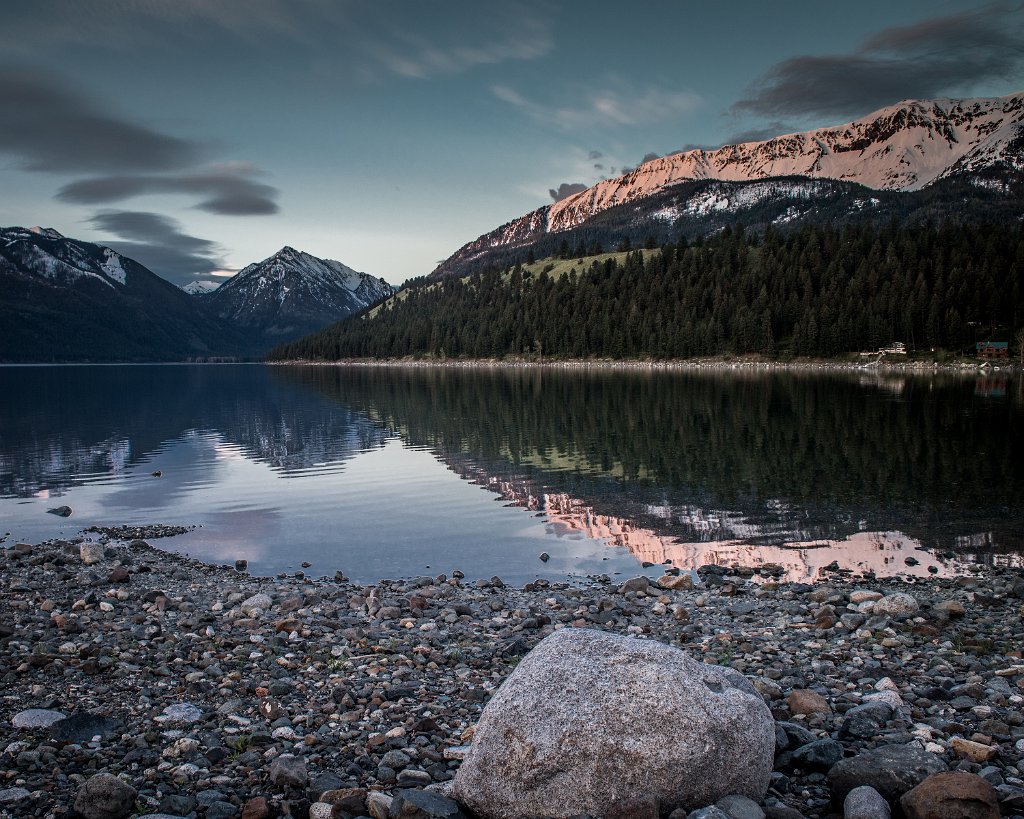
11 708 67 729
3 535 1024 819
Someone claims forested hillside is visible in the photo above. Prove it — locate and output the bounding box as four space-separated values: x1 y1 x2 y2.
270 223 1024 361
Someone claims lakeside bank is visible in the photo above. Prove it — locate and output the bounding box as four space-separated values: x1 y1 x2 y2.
3 533 1024 818
268 355 1024 375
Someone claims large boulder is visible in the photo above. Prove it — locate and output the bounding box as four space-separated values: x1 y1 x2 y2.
450 628 775 818
73 773 137 819
900 772 999 819
828 743 946 805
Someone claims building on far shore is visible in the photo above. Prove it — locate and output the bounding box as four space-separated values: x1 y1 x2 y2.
977 341 1009 359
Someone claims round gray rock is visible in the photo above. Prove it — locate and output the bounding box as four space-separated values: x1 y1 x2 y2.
73 773 137 819
844 785 891 819
872 593 919 617
451 628 775 819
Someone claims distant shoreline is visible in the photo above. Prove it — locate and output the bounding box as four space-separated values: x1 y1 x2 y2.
268 356 1022 374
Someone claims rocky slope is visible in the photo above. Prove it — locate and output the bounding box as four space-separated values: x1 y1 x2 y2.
433 92 1024 278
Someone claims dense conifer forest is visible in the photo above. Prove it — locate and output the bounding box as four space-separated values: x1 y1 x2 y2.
270 223 1024 361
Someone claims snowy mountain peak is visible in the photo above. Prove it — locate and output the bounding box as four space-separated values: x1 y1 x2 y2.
181 279 222 295
208 245 395 340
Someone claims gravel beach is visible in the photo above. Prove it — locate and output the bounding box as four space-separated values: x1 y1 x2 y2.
3 533 1024 819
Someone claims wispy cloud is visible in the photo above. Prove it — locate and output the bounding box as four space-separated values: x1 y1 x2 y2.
59 163 278 215
733 3 1024 121
0 1 553 81
493 81 701 130
89 210 226 284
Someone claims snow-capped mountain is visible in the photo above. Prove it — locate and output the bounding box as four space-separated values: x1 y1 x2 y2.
181 279 222 295
433 92 1024 277
0 226 243 361
208 246 395 342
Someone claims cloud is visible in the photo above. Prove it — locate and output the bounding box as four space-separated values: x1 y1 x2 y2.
89 210 226 284
733 3 1024 121
0 66 203 173
549 183 588 202
588 150 603 160
59 163 279 215
493 82 701 130
0 1 553 81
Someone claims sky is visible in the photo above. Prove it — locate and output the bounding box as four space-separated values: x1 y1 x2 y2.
1 1 1022 286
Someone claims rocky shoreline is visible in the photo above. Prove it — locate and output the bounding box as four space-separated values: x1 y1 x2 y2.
3 534 1024 819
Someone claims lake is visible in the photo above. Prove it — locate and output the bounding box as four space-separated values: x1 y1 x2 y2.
1 363 1021 584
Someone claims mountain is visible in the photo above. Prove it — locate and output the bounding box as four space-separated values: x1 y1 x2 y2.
207 246 395 346
0 226 244 362
181 279 222 295
433 92 1024 278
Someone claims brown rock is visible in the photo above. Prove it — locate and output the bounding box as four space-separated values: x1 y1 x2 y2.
273 618 302 633
321 788 368 813
241 796 272 819
950 737 997 762
788 689 832 716
107 567 131 583
900 772 999 819
258 698 286 720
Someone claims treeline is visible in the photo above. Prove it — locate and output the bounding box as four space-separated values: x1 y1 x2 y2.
270 223 1024 360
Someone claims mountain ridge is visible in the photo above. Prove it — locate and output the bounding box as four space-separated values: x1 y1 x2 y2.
432 92 1024 278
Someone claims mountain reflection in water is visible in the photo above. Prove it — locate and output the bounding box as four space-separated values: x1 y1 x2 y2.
1 363 1021 581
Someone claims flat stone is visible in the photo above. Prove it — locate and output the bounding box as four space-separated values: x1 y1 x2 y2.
11 708 66 729
828 743 946 805
792 738 844 770
788 689 831 716
155 703 203 725
50 712 124 743
389 789 467 819
950 737 997 762
269 754 308 789
0 788 32 804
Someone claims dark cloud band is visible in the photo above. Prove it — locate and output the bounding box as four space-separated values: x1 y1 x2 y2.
733 4 1024 121
0 66 202 173
60 168 279 215
549 182 587 202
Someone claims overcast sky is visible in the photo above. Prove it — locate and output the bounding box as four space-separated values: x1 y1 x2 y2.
1 1 1021 285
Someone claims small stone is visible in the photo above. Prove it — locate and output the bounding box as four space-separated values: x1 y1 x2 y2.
269 754 308 789
792 738 844 770
48 504 73 517
788 689 831 716
367 791 394 819
241 797 271 819
73 773 137 819
80 542 105 564
0 788 31 805
714 793 765 819
155 703 203 725
108 566 131 583
950 737 997 762
658 574 694 590
620 576 651 593
900 771 999 819
872 593 919 617
538 552 550 562
849 591 883 603
843 785 891 819
688 808 730 819
933 600 966 618
388 789 466 819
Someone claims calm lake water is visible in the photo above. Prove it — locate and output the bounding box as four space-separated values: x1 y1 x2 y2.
1 364 1021 583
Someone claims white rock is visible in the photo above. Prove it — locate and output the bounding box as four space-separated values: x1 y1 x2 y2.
79 543 105 565
12 709 66 729
872 593 919 617
451 628 775 818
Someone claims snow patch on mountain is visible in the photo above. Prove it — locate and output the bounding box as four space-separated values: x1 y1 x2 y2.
181 279 221 295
